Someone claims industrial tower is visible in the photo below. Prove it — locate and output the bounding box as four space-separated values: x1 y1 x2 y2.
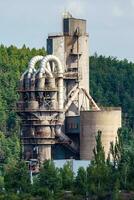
17 12 121 163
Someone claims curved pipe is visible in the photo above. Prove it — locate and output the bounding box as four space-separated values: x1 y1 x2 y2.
40 55 63 77
39 55 64 110
46 62 51 72
20 56 44 90
27 56 44 91
28 55 44 74
39 57 53 78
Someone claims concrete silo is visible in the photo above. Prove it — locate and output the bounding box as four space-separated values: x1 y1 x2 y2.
80 108 122 160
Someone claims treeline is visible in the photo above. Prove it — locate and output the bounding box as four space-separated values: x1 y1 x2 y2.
1 131 134 200
0 45 134 134
0 45 46 134
1 45 134 199
90 53 134 127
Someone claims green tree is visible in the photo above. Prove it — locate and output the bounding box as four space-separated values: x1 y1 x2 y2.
0 175 4 192
35 160 61 198
0 44 46 134
74 167 87 197
60 161 74 191
0 132 20 165
4 160 31 193
87 131 112 199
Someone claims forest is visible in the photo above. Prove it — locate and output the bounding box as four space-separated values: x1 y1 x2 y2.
0 45 134 199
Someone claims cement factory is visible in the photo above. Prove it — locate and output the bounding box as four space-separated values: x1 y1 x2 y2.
17 12 122 163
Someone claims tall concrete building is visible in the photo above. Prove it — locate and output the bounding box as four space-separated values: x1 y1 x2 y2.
17 13 121 164
47 13 89 115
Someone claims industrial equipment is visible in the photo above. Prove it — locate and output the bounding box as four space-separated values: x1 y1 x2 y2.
17 12 121 162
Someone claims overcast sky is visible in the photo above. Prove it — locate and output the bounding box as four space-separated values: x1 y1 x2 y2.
0 0 134 61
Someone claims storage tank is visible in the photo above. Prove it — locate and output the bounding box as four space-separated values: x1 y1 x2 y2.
80 108 122 160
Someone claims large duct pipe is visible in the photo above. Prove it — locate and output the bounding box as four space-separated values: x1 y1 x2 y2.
27 56 44 90
46 62 51 72
58 78 63 110
40 55 63 77
28 56 44 97
54 113 78 153
39 55 78 152
28 55 44 76
36 56 53 90
20 56 44 91
55 125 78 153
40 55 64 110
21 55 44 80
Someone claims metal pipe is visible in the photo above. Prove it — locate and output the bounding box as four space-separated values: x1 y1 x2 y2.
39 56 53 78
28 55 44 75
40 55 64 110
55 125 78 153
46 62 51 72
27 56 44 90
20 56 44 91
58 78 64 110
40 55 63 77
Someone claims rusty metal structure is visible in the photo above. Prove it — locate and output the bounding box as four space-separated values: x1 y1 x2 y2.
17 12 121 162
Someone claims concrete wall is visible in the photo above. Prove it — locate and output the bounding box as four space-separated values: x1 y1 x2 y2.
80 108 122 160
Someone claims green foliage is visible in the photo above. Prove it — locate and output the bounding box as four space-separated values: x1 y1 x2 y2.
40 160 61 192
74 167 87 196
0 132 20 165
90 54 134 127
60 161 74 191
113 129 134 191
87 131 112 199
0 176 4 192
35 160 62 198
0 45 46 134
1 45 134 198
4 160 31 193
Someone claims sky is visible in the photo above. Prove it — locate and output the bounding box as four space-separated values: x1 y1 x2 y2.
0 0 134 61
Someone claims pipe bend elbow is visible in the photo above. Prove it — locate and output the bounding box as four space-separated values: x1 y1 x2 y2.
28 55 44 72
40 55 63 76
